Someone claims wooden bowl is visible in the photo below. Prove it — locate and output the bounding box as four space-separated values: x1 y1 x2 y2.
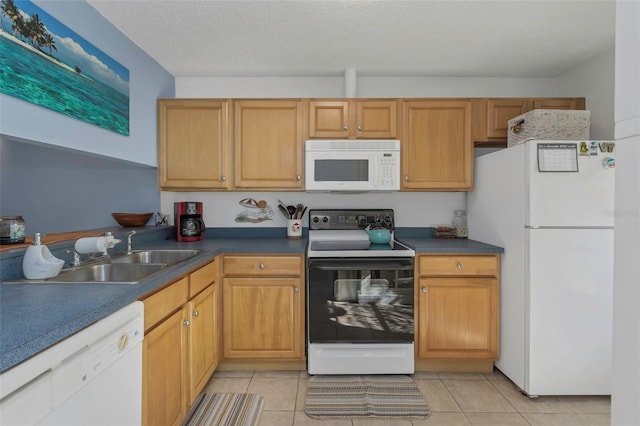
111 212 153 227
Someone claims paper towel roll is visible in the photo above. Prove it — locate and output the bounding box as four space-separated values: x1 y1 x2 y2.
75 237 108 254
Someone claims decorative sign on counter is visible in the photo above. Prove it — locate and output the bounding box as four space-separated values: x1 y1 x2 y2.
537 143 579 172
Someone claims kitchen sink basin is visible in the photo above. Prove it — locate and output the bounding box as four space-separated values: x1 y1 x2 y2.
111 249 201 265
50 263 166 284
9 249 202 285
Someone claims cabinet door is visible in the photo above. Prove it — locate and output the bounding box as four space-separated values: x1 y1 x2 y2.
187 285 216 404
223 277 303 359
309 101 350 138
143 308 188 426
356 100 398 138
486 98 530 139
402 100 473 190
234 100 306 189
532 98 585 110
158 99 230 190
417 277 499 360
309 100 398 139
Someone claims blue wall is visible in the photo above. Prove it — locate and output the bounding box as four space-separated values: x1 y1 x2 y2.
0 1 174 233
0 135 160 235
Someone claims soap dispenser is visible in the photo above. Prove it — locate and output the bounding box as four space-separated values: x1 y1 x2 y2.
22 233 65 279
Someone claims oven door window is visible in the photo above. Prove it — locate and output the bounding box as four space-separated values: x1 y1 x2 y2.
307 258 414 343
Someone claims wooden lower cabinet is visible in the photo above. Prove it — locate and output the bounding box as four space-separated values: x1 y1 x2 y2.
223 277 303 359
222 254 305 360
141 258 220 426
187 284 218 402
143 308 188 426
416 254 500 361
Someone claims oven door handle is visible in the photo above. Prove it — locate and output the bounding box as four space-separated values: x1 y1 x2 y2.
308 259 414 271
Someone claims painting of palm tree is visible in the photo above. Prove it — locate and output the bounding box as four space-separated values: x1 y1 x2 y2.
0 0 129 136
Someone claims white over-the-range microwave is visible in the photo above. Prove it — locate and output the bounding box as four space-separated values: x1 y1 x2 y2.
304 139 400 192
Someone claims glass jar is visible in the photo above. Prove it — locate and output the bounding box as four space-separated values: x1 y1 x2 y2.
452 210 468 239
0 216 26 244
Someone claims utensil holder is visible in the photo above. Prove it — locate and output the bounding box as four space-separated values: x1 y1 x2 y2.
287 219 302 239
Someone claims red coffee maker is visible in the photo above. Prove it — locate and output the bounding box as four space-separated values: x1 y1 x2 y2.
174 202 205 242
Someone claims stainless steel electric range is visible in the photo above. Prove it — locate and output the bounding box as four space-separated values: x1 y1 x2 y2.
306 209 416 375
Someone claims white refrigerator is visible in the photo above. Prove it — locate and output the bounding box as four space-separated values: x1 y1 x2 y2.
468 140 614 396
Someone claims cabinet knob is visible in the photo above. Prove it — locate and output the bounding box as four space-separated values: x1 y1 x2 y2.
192 310 199 318
357 125 363 131
259 263 265 269
221 176 226 182
343 125 348 131
296 175 301 181
421 287 427 293
183 320 191 326
404 175 409 181
294 287 299 292
457 263 463 270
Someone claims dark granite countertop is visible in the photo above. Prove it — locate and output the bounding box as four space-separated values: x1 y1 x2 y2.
0 226 502 372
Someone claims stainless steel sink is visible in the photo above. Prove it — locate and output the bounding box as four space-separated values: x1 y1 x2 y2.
11 249 202 285
111 249 201 265
51 263 166 284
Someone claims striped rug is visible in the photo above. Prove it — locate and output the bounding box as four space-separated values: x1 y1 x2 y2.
181 393 264 426
304 375 430 419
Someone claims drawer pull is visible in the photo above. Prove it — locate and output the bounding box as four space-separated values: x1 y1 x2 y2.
294 287 300 292
192 310 199 318
183 320 191 327
259 263 265 269
421 287 427 293
457 263 463 270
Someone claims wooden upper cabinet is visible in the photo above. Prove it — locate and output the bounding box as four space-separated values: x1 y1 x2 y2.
532 98 585 110
472 97 586 145
157 99 230 190
485 98 530 139
402 100 473 191
309 99 398 139
234 100 306 190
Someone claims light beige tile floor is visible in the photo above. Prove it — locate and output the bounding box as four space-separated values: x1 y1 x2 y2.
202 369 611 426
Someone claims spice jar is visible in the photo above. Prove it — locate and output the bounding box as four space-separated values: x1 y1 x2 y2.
0 216 26 244
452 210 468 239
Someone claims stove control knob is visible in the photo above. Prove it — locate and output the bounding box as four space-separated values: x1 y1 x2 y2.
312 216 320 223
322 216 329 223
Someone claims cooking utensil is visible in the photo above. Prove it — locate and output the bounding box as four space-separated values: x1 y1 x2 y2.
287 205 296 218
278 204 291 219
298 206 307 219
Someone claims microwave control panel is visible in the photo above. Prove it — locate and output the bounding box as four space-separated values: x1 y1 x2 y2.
377 151 400 190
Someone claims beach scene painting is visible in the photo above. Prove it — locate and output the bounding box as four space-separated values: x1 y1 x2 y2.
0 0 129 135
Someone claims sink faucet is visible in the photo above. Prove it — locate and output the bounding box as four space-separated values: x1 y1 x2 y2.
126 230 136 254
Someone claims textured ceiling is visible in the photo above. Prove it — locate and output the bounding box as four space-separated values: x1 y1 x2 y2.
87 0 616 78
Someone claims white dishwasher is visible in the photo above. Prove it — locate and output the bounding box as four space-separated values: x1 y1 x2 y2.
0 301 144 426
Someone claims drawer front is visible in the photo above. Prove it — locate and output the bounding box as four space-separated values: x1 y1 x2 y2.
418 255 499 277
223 255 302 276
190 259 218 297
142 277 189 331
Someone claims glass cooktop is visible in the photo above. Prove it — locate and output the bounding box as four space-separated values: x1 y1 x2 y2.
310 240 408 251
